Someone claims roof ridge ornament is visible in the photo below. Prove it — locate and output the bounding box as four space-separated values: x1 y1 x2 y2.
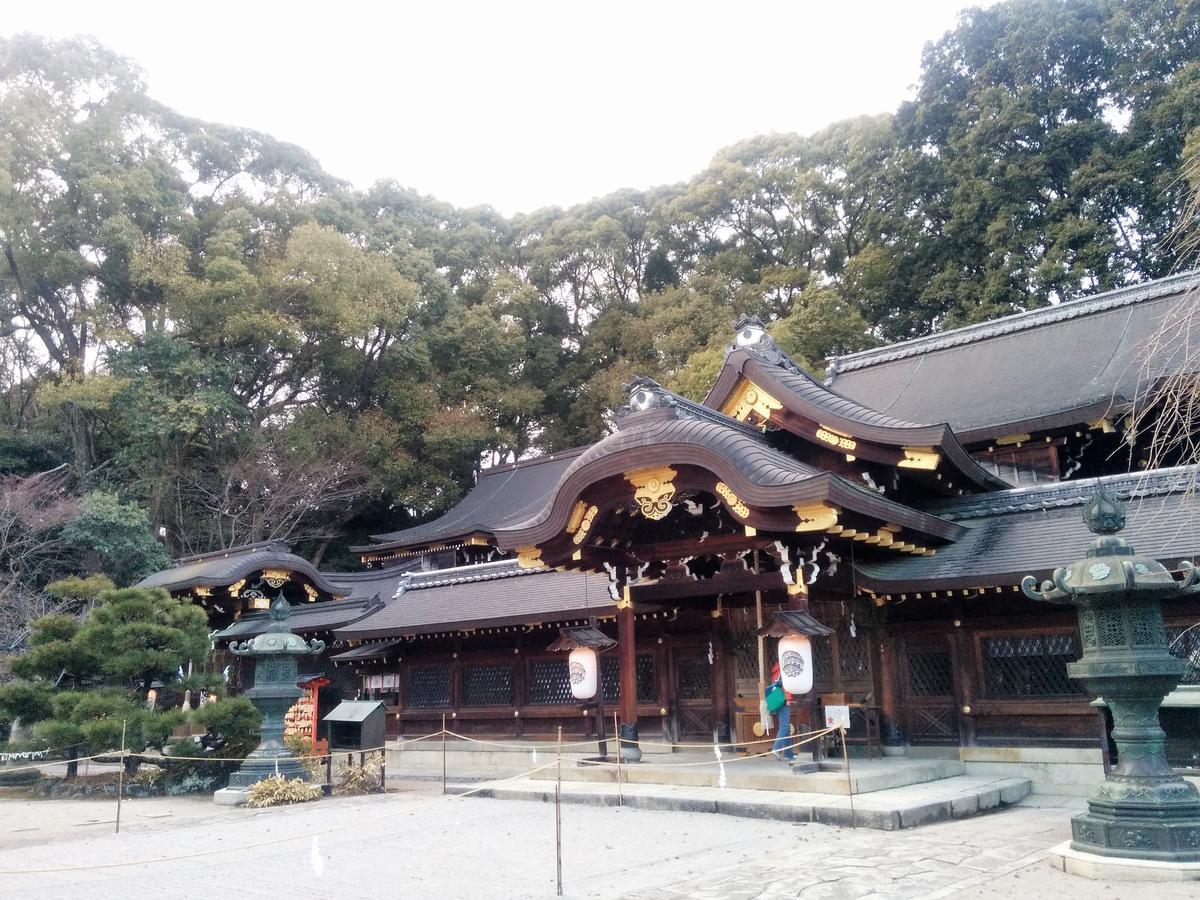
619 376 673 418
1082 487 1125 536
730 314 802 374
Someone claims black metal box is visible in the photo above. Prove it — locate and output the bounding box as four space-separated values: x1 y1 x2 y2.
323 700 386 751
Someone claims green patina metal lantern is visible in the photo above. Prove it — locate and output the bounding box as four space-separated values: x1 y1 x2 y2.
226 595 325 788
1022 489 1200 862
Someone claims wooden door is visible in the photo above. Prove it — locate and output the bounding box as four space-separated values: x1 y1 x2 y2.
673 648 713 738
901 636 959 745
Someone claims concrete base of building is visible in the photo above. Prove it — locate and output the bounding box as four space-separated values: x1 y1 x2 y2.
213 787 249 806
1047 841 1200 881
881 745 906 758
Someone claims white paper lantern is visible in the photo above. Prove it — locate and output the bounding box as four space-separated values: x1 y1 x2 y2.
778 634 813 695
568 647 598 699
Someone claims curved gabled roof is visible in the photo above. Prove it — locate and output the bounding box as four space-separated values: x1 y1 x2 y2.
136 542 344 597
353 448 587 555
704 342 1009 491
494 397 963 549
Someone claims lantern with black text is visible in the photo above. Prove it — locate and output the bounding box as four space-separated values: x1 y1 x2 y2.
568 646 599 699
777 633 813 695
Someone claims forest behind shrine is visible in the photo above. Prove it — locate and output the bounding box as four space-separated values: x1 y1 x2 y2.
0 0 1198 617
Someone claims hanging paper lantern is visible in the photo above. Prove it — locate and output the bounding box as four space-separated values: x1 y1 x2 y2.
568 647 599 699
778 634 813 695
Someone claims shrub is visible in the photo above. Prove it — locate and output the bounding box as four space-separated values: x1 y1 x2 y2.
245 775 321 808
336 756 383 795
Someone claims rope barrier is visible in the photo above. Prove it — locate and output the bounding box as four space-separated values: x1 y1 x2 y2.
0 724 835 772
577 727 838 769
437 730 605 751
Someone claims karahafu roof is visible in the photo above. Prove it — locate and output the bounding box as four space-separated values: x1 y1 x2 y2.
355 448 587 555
136 541 344 596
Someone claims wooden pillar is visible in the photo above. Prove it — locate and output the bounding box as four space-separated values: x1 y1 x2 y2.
951 616 976 747
710 607 732 747
617 590 642 761
877 634 906 754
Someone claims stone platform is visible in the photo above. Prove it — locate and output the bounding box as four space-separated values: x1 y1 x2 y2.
388 740 966 795
1047 841 1200 881
446 772 1031 830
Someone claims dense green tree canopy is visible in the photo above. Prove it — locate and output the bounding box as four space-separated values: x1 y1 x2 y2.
0 1 1198 574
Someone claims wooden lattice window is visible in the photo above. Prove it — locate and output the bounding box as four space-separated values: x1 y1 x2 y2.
527 659 573 705
1168 625 1200 686
601 654 657 704
981 633 1086 698
464 663 513 706
838 620 870 680
408 665 451 708
907 648 954 697
676 654 711 701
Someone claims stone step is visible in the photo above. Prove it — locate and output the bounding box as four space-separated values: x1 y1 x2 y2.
445 774 1032 831
546 756 964 795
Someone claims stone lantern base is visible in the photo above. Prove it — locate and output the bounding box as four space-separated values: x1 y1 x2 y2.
1049 841 1200 882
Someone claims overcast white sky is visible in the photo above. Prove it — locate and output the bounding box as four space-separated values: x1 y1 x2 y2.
5 1 993 215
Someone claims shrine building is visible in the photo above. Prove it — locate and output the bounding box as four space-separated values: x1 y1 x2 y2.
138 270 1200 787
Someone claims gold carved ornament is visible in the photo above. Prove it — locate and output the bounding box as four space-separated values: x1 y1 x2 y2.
227 578 246 598
515 546 544 570
720 380 781 429
626 466 676 520
792 502 839 532
571 505 599 546
815 425 857 451
898 447 940 470
261 569 291 589
193 585 212 598
714 482 749 519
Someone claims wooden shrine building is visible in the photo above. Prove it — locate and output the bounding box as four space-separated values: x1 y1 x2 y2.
139 272 1200 777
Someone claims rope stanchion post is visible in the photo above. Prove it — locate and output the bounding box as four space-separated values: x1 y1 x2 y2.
613 711 623 807
115 720 126 835
555 725 564 897
840 725 855 828
441 714 447 795
379 747 386 792
325 745 333 795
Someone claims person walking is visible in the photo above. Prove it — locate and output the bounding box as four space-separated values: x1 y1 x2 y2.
767 661 796 761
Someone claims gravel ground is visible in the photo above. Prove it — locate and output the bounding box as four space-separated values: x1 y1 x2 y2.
0 782 1193 899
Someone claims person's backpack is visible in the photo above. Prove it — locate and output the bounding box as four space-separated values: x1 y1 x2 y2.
765 681 787 713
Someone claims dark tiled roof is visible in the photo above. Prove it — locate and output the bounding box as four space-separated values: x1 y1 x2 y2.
827 271 1200 441
329 640 405 662
919 466 1199 519
321 567 411 603
334 561 613 640
137 543 343 596
856 469 1200 592
213 595 383 639
357 449 587 552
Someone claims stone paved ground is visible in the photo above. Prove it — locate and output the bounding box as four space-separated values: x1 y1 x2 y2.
0 785 1193 899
